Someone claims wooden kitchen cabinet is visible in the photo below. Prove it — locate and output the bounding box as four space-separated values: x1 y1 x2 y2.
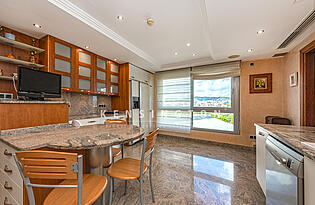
76 49 94 94
256 128 266 195
43 36 77 91
95 55 107 95
40 35 122 96
108 61 119 96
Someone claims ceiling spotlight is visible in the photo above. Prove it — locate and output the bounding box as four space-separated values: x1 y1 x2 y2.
146 18 154 26
174 52 178 56
192 53 196 56
85 46 89 49
33 24 42 28
257 29 265 34
114 58 117 61
228 55 240 59
117 15 124 21
248 48 254 53
186 43 191 47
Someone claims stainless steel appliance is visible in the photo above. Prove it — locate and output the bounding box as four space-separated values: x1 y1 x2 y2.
266 135 304 205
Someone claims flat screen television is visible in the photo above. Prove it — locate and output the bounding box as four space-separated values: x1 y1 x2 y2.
18 67 61 100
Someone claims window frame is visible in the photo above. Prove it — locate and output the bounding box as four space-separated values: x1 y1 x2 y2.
191 76 240 135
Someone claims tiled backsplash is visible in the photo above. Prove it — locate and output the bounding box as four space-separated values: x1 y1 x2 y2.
61 91 111 116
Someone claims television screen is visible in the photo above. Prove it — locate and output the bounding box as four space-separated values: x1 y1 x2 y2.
18 67 61 98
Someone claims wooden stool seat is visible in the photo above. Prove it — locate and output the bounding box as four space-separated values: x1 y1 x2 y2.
107 158 148 180
112 147 122 158
44 174 107 205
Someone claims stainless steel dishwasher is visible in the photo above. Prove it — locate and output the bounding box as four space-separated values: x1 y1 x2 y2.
266 135 304 205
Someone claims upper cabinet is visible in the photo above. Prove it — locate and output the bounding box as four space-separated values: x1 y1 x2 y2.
77 50 93 93
40 35 121 96
109 61 119 95
95 56 107 95
50 38 75 91
129 64 153 86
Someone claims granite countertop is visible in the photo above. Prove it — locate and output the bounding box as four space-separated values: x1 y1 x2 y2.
69 112 126 121
0 99 67 104
0 123 144 151
255 123 315 161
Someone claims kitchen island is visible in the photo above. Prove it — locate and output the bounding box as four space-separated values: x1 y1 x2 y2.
255 123 315 205
0 123 145 205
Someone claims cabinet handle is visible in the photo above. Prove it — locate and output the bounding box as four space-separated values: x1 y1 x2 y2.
4 197 12 205
4 182 12 190
3 149 12 156
4 165 12 173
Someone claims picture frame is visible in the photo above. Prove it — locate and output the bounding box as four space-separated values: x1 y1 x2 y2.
289 72 297 87
249 73 272 93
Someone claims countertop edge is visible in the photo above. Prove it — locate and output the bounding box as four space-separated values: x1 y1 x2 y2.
255 123 315 161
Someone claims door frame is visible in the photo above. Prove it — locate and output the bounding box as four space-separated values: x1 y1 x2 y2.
300 40 315 126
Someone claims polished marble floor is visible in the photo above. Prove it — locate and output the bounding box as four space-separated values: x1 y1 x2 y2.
111 135 265 205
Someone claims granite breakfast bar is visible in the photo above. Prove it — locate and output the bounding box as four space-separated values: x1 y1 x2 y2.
0 123 145 205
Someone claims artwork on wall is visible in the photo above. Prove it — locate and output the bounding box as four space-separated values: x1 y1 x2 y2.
289 72 298 87
249 73 272 93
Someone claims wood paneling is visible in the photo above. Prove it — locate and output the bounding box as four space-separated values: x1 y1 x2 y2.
0 103 69 130
111 63 129 111
300 40 315 126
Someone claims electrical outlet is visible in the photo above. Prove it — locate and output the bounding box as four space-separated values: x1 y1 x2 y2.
249 135 256 139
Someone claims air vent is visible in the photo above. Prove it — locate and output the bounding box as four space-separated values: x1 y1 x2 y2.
272 52 288 58
278 10 315 49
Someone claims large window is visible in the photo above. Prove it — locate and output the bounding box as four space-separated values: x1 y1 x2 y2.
156 61 240 134
192 77 240 134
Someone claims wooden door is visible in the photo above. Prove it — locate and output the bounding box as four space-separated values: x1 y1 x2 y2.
301 40 315 126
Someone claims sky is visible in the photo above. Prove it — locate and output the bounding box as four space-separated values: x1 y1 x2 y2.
194 78 231 97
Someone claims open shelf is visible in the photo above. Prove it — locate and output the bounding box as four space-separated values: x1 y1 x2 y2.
0 36 45 53
0 56 45 68
0 75 15 81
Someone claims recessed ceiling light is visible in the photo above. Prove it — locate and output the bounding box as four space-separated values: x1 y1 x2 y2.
257 29 265 34
192 53 196 56
174 52 178 55
228 55 240 59
33 24 42 28
117 15 124 21
85 46 89 49
248 48 254 53
186 43 191 47
146 18 154 26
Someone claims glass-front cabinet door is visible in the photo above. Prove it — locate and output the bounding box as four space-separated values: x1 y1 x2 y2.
95 56 107 95
77 50 93 93
109 61 119 95
52 38 73 91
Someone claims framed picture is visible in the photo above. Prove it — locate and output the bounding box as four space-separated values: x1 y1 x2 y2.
289 72 297 87
249 73 272 93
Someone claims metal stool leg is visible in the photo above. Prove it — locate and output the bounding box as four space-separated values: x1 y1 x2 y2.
140 178 144 205
149 166 155 202
124 180 127 195
109 177 113 205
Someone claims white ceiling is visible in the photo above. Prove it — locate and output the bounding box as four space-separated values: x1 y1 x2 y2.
0 0 314 72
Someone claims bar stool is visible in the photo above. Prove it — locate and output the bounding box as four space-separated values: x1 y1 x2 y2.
13 150 108 205
107 128 159 205
105 118 127 191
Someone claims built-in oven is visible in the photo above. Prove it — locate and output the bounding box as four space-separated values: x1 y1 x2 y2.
266 135 304 205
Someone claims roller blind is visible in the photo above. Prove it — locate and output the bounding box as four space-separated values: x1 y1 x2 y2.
192 61 241 80
156 68 191 133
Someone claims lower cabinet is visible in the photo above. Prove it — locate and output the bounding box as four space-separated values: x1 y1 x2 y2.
256 128 266 195
304 157 315 205
0 141 22 204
